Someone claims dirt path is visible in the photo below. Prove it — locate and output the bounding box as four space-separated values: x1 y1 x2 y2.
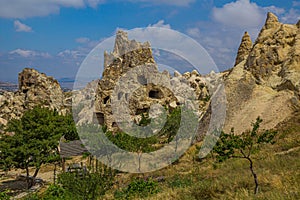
275 146 300 155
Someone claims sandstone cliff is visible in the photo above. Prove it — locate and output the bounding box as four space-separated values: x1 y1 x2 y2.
246 12 300 93
223 12 300 133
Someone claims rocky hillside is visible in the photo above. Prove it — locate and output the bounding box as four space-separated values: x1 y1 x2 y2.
74 13 300 135
223 12 300 133
0 68 68 125
0 12 299 137
92 30 211 131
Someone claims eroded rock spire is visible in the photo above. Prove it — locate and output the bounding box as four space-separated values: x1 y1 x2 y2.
234 31 252 66
264 12 279 29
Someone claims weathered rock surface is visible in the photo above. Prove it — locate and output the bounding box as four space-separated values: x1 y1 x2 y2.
72 79 99 125
245 12 300 94
94 30 210 131
235 32 253 66
223 12 300 133
0 68 68 124
78 13 300 135
1 12 299 138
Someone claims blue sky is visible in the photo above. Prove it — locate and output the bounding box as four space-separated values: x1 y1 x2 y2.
0 0 299 83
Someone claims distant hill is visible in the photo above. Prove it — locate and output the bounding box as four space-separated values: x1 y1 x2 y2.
0 81 18 93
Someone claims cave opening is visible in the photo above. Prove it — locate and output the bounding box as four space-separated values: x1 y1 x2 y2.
149 90 163 99
104 96 110 104
95 112 105 125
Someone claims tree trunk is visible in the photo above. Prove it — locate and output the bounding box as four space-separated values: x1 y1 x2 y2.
25 167 31 189
33 167 40 178
246 157 259 194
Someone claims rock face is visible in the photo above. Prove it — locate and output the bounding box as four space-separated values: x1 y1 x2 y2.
94 30 156 129
235 32 252 66
72 79 99 125
18 68 66 110
245 12 300 93
93 30 210 131
223 12 300 133
0 68 67 124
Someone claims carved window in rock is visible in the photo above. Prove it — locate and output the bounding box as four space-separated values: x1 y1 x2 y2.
95 112 105 125
112 122 118 127
27 83 34 87
118 92 123 100
125 93 129 101
22 89 29 93
103 96 110 104
149 89 163 99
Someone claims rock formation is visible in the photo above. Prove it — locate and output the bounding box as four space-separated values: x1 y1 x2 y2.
245 12 300 93
223 12 300 133
235 32 252 66
1 12 299 138
76 13 300 135
72 79 99 125
0 68 68 125
93 30 210 131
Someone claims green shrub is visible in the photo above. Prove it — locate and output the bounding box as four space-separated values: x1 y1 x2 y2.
58 165 115 200
42 184 69 200
106 131 158 152
115 178 159 199
106 107 183 153
0 190 10 200
22 193 40 200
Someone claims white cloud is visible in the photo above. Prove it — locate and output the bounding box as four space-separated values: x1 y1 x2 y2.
212 0 288 30
263 6 285 16
14 20 33 32
188 1 296 70
293 1 300 7
86 0 106 8
0 0 105 18
212 0 266 29
76 37 91 44
0 0 195 18
282 9 300 23
58 50 82 59
148 20 171 29
9 49 51 58
186 27 201 39
128 0 195 6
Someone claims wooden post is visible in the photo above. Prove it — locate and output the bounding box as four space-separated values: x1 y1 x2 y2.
53 163 57 184
62 158 65 172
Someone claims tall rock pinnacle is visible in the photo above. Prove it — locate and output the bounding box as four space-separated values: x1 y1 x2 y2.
264 12 279 29
104 30 153 69
234 31 252 66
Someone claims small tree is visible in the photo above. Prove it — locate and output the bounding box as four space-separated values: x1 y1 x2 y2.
0 106 78 188
213 117 277 194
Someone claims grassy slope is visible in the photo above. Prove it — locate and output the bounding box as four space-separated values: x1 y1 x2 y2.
104 113 300 200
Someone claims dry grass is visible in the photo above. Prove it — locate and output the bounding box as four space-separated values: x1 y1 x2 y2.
3 114 297 199
102 114 300 200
